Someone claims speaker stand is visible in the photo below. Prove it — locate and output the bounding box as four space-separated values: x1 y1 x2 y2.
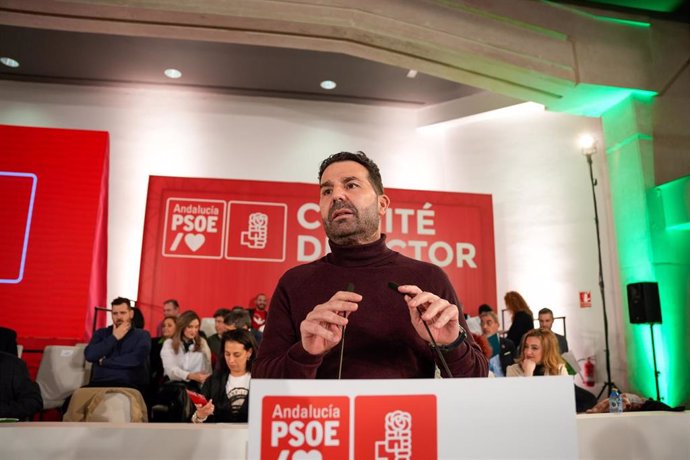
649 323 662 401
585 153 617 401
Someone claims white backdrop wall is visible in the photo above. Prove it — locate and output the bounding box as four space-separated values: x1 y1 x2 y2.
0 80 625 388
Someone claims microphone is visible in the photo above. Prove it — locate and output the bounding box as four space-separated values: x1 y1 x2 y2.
388 281 453 378
337 282 355 380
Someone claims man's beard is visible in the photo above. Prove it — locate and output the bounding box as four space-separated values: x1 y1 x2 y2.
323 200 380 245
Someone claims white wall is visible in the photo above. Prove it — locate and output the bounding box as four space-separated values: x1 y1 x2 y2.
0 80 623 387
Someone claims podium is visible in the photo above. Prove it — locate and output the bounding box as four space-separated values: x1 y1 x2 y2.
248 376 578 459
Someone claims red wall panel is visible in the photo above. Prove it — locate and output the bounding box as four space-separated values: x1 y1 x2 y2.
0 125 108 344
138 175 496 331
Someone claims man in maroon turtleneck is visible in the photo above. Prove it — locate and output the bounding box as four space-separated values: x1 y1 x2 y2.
253 151 488 379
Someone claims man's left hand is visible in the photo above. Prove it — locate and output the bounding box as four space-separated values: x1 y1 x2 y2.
396 284 460 346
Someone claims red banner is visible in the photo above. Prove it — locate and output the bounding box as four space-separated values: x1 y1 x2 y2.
138 176 496 327
0 125 109 344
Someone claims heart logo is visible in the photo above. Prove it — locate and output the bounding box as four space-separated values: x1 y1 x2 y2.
184 233 205 252
291 450 322 460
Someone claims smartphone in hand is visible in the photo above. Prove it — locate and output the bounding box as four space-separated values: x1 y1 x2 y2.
186 390 209 406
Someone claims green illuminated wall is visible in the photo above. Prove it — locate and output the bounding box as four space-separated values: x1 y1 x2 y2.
647 177 690 406
601 96 690 406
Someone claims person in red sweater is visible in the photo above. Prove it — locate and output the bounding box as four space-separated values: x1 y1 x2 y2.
253 151 487 379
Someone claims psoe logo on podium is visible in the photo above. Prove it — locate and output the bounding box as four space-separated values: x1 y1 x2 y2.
225 201 287 262
261 396 350 460
162 198 226 259
354 394 437 460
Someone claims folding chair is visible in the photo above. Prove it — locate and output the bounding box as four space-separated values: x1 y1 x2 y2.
35 345 89 412
200 317 215 338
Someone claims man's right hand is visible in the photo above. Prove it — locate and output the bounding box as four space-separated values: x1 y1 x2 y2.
112 321 131 340
300 290 361 356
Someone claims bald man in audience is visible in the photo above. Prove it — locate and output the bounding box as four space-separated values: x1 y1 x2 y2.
249 293 268 332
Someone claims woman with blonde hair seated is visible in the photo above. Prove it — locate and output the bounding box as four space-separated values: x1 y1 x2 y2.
161 310 212 392
507 329 568 377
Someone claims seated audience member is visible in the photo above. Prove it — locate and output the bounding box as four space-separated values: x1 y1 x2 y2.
504 291 535 347
156 299 181 336
0 351 43 420
507 329 568 377
0 326 18 356
480 311 516 377
84 297 151 390
161 311 212 392
470 333 492 377
224 309 263 346
149 316 177 389
248 293 268 332
538 308 569 353
192 329 257 424
206 308 231 360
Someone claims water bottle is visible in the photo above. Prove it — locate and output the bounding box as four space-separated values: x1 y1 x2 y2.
609 386 623 414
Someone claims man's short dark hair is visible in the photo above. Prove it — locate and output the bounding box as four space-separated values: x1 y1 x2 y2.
213 308 231 318
538 308 553 316
163 299 180 309
478 304 493 315
223 309 252 330
318 151 384 195
111 297 132 309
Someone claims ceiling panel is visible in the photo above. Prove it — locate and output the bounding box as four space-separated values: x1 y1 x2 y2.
0 25 483 106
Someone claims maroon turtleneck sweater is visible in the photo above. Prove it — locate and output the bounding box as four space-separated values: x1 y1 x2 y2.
253 236 488 379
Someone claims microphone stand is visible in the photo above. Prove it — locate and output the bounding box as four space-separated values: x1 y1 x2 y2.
584 150 616 400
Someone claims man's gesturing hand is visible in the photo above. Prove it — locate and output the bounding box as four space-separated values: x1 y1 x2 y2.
112 321 131 340
396 284 460 346
300 290 360 356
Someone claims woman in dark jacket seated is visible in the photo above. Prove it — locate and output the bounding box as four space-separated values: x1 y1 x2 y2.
504 291 535 347
191 329 257 424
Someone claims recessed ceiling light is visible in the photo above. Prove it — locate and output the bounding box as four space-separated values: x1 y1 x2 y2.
0 57 20 68
406 69 418 79
164 68 182 79
320 80 337 90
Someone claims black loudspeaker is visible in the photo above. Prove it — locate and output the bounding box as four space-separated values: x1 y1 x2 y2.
627 282 662 324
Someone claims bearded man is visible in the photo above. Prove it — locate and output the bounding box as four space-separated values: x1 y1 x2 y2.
84 297 150 388
254 151 487 379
